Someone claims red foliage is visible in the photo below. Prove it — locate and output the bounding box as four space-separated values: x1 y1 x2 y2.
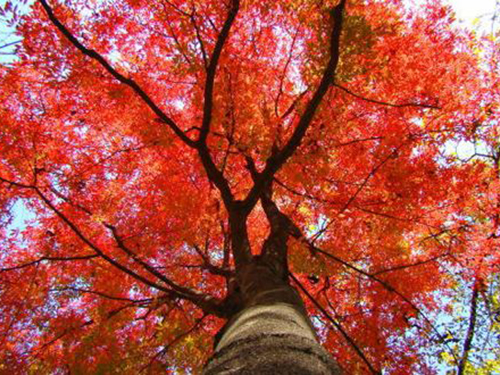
0 0 498 373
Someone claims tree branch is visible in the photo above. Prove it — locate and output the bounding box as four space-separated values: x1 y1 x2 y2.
34 188 169 291
243 0 347 212
105 224 220 305
141 314 207 372
290 273 381 375
279 89 309 120
245 160 301 279
184 0 255 271
371 253 449 276
38 0 197 148
195 0 240 209
0 40 22 50
102 223 229 316
33 303 137 356
49 286 154 304
457 280 480 375
106 224 186 288
192 244 233 278
333 83 441 109
33 188 225 316
276 210 458 365
1 175 226 316
0 175 36 190
198 0 239 145
1 254 98 273
190 10 209 68
259 183 300 279
307 242 460 364
275 27 301 118
311 141 406 242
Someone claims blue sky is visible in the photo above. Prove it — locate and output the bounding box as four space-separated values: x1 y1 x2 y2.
448 0 499 25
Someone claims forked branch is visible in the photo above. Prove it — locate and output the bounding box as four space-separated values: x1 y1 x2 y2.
243 0 347 212
246 158 300 278
37 0 241 286
299 238 460 364
0 175 225 316
105 224 218 304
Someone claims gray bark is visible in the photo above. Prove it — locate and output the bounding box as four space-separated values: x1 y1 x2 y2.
204 262 341 375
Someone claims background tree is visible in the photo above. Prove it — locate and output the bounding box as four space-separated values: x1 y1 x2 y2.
0 0 499 373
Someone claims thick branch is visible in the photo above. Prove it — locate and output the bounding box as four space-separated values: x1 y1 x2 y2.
228 204 253 269
259 195 294 278
198 0 240 144
190 0 253 269
195 0 240 208
33 187 224 316
247 160 300 279
198 145 235 207
243 0 347 212
106 224 219 302
38 0 196 148
457 280 480 375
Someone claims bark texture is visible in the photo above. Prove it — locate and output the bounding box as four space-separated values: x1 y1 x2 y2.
204 262 341 374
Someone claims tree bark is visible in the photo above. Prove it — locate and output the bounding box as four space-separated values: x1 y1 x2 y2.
204 261 341 374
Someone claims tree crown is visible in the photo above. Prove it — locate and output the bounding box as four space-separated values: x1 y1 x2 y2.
0 0 499 373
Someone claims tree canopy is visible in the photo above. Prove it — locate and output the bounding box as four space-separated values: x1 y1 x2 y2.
0 0 499 373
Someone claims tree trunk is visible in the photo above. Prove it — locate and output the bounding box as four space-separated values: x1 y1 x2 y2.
204 261 341 374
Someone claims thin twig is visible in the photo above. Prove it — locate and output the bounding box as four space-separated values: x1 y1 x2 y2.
290 273 381 375
334 83 440 109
